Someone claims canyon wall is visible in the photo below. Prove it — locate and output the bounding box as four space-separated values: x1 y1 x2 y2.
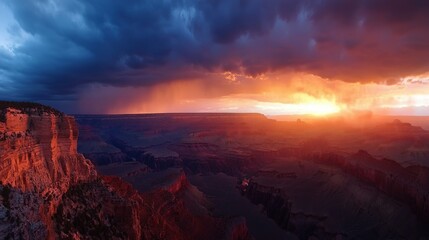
308 150 429 222
0 107 96 192
241 181 291 229
0 103 251 240
0 105 97 239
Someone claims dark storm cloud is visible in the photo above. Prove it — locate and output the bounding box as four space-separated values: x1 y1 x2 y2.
1 0 429 102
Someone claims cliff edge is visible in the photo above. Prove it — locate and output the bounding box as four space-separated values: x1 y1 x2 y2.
0 102 96 239
0 101 251 240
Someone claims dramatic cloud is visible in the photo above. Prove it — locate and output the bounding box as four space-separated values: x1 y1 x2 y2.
0 0 429 113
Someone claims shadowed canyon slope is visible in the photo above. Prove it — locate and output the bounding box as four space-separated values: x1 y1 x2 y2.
0 102 251 240
76 113 429 239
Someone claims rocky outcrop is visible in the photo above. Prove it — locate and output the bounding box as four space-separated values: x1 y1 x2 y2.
161 169 189 194
0 107 96 192
0 184 47 239
241 181 291 229
97 175 251 240
0 105 97 239
224 217 253 240
240 180 345 239
308 150 429 223
54 178 143 239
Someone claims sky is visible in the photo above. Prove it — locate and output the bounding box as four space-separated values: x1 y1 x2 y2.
0 0 429 115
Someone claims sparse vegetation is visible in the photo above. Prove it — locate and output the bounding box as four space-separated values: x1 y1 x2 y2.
0 101 63 121
54 181 128 239
1 184 12 209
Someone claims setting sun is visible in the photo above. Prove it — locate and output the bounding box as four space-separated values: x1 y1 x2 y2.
301 102 341 116
255 101 341 116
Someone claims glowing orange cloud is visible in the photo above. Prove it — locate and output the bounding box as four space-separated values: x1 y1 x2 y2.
77 71 429 116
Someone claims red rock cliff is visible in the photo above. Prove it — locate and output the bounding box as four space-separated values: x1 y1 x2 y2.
0 104 96 239
0 107 96 192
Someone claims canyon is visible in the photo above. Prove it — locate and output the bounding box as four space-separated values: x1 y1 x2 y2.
0 102 251 239
75 113 429 239
1 101 429 239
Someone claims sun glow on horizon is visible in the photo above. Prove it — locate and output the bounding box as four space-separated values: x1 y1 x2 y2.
86 72 429 116
255 101 341 116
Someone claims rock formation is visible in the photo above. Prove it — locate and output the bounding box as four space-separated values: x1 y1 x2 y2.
0 102 251 240
0 106 96 191
0 104 96 239
241 181 291 229
308 150 429 222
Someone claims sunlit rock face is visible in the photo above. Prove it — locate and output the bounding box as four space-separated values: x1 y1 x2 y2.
0 105 97 239
0 107 96 192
